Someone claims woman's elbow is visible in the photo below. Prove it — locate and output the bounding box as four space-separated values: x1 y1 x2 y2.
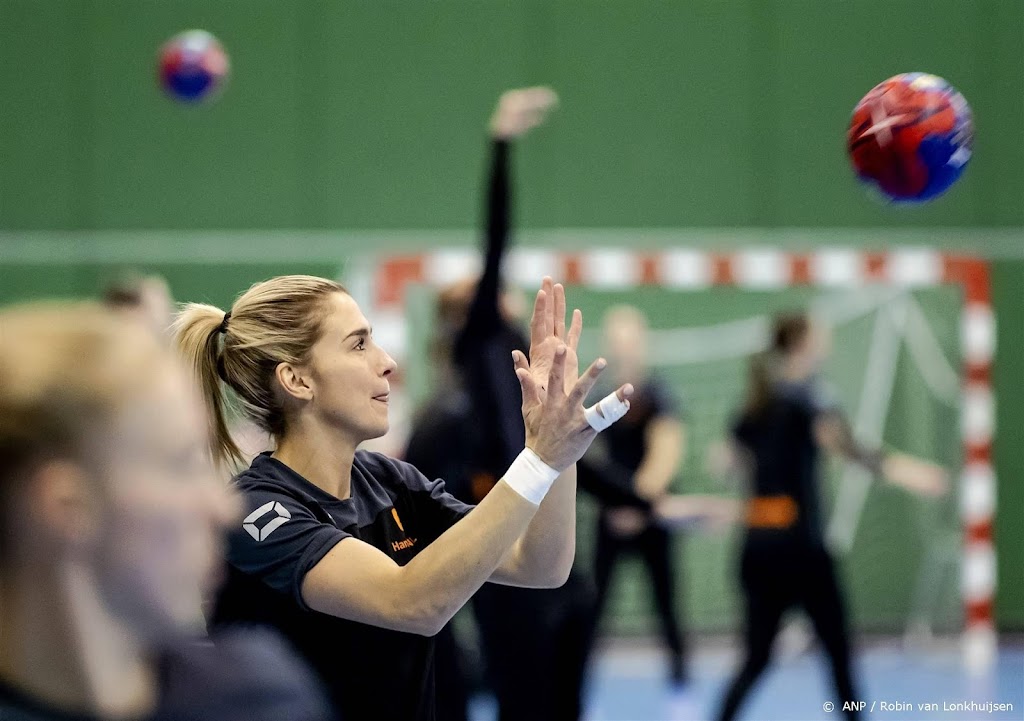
536 549 575 588
547 564 572 589
389 606 446 637
411 616 447 638
393 589 456 637
396 597 450 636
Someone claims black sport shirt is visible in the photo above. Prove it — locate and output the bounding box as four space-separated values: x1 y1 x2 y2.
212 451 472 721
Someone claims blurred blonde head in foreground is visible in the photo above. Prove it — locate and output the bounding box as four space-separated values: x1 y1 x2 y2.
0 302 237 716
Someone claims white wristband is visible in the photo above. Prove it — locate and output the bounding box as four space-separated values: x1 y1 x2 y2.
502 448 561 505
584 392 630 431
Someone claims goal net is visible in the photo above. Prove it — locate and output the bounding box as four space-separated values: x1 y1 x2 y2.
350 246 996 669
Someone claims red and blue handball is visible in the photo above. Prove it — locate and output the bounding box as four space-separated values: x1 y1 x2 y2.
158 30 229 104
847 73 973 202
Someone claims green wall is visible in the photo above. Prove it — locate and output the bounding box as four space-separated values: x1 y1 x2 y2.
0 0 1021 630
1 0 1022 230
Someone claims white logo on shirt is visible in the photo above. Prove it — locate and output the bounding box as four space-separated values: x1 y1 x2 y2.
243 500 292 541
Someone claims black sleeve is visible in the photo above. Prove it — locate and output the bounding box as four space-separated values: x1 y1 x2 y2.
227 485 350 611
459 139 511 342
577 457 652 510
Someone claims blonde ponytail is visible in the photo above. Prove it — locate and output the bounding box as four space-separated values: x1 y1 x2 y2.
173 304 244 470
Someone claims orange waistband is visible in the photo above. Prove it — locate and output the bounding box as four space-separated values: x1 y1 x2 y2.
745 496 799 529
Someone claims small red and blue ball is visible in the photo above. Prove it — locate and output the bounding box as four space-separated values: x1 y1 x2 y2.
158 30 229 104
847 73 973 202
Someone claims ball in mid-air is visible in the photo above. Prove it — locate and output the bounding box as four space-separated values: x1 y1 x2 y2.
158 30 229 104
847 73 973 202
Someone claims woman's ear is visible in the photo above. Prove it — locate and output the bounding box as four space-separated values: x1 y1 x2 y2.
275 362 314 402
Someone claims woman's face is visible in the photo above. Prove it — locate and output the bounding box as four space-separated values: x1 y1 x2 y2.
302 292 398 444
790 319 833 376
602 308 648 375
91 359 239 640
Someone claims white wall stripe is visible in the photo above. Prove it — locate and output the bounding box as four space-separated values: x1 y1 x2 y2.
2 228 1023 263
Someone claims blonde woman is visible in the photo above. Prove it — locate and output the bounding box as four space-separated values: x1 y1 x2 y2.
0 303 332 721
174 274 631 721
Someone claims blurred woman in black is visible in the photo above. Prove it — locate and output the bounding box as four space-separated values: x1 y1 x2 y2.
714 313 948 721
407 87 732 721
406 87 592 721
406 87 661 721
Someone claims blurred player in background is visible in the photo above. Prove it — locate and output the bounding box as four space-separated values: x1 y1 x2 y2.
712 312 948 721
175 271 630 721
583 305 690 688
406 87 604 721
0 303 333 721
102 273 175 338
406 88 736 720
